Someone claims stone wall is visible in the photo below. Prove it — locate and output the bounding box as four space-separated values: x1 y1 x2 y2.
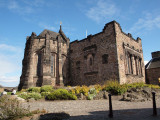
19 21 145 90
18 28 70 90
70 21 145 86
146 68 160 85
114 22 145 84
70 22 119 86
115 22 145 84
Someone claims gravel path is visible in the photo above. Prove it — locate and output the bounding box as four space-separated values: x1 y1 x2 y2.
22 99 160 120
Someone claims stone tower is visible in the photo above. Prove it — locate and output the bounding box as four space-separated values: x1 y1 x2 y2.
18 26 70 90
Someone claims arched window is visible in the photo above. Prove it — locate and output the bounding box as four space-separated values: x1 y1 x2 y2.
87 54 93 71
37 53 41 76
51 53 56 77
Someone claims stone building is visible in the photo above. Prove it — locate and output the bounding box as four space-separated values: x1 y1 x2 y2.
18 21 145 90
18 26 70 90
145 51 160 85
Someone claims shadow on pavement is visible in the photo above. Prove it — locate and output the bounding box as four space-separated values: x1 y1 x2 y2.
68 107 160 120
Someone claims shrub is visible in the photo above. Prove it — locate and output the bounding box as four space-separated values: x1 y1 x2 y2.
94 84 102 93
69 89 76 95
46 89 77 100
127 82 146 88
0 96 31 120
41 92 51 98
87 88 97 100
41 85 53 92
74 86 81 94
80 85 89 96
18 92 42 100
87 94 96 100
18 92 28 100
21 89 27 92
27 87 41 93
103 80 127 95
89 88 97 94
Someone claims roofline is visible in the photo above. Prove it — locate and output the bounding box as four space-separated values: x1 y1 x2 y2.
70 20 141 44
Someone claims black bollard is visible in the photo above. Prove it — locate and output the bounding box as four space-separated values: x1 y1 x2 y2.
108 94 113 118
152 92 157 116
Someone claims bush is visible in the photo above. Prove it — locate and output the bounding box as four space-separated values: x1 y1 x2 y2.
21 89 27 92
0 96 31 120
18 92 42 100
94 84 102 93
80 85 89 96
46 89 77 100
69 89 76 95
73 86 89 96
41 92 51 98
27 87 41 93
74 86 81 94
89 88 97 94
103 80 127 95
127 82 146 88
87 94 96 100
87 88 97 100
41 85 53 92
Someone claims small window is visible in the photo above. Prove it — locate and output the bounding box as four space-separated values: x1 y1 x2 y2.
90 58 92 66
76 61 80 69
102 54 108 64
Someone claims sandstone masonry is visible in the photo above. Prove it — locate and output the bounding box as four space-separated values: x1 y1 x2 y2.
18 21 145 90
145 51 160 85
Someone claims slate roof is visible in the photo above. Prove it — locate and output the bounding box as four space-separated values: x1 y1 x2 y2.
145 57 160 69
38 29 59 38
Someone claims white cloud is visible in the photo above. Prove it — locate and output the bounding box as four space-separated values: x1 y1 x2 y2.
22 0 46 7
8 0 19 10
0 44 21 52
0 44 22 87
85 0 118 23
39 22 57 31
0 76 19 83
7 0 34 14
144 61 149 65
128 13 160 35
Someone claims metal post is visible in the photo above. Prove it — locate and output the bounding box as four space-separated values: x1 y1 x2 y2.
108 94 113 118
152 92 157 116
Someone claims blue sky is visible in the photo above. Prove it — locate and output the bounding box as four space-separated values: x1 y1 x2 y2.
0 0 160 87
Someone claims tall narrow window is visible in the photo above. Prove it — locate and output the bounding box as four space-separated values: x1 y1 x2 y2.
90 58 92 66
51 55 54 74
51 54 55 76
130 54 133 74
102 54 108 64
135 56 138 75
87 54 93 71
37 53 41 76
139 58 142 75
127 54 131 74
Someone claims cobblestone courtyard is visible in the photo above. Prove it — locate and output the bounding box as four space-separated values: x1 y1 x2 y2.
23 99 160 120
